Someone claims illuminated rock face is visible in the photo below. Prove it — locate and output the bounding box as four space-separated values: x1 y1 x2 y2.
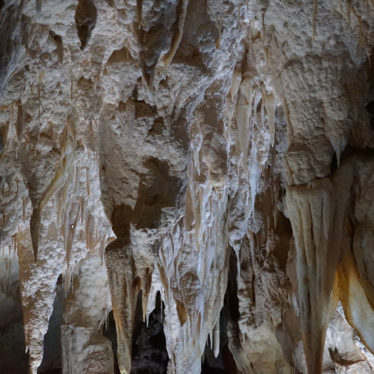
1 1 374 373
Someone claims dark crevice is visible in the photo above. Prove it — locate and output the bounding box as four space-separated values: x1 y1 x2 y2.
338 144 374 159
104 292 169 374
74 0 97 50
49 30 63 63
0 320 29 374
131 291 169 374
0 279 29 374
110 158 183 241
201 248 239 374
38 276 63 374
103 311 121 374
366 101 374 131
330 144 374 177
330 151 338 175
201 307 238 374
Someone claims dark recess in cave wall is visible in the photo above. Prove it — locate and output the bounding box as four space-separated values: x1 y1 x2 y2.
201 248 239 374
38 277 63 374
105 252 241 374
104 291 169 374
130 291 169 374
103 311 121 374
0 276 29 374
74 0 97 50
0 321 29 373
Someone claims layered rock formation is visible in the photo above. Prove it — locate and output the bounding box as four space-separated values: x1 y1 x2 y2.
1 0 374 373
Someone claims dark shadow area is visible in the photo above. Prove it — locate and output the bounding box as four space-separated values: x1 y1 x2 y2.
103 311 121 374
131 291 169 374
366 101 374 131
74 0 97 50
202 324 238 374
109 158 184 245
103 291 169 374
202 251 239 374
38 276 63 374
0 321 29 373
0 282 29 373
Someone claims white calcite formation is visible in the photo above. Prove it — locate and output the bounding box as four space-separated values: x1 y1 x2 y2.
1 1 374 373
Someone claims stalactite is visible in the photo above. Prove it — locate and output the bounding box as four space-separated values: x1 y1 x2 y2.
286 162 354 374
161 0 189 68
1 1 374 373
105 241 141 374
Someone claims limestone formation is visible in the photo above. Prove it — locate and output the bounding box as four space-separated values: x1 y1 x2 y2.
1 1 374 373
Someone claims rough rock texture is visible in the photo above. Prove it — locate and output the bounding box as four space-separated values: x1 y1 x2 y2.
1 0 374 373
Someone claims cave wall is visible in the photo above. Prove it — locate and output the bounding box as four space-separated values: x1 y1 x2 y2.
1 0 374 373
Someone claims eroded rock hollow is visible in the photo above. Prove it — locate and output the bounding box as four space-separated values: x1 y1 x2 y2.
1 0 374 373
